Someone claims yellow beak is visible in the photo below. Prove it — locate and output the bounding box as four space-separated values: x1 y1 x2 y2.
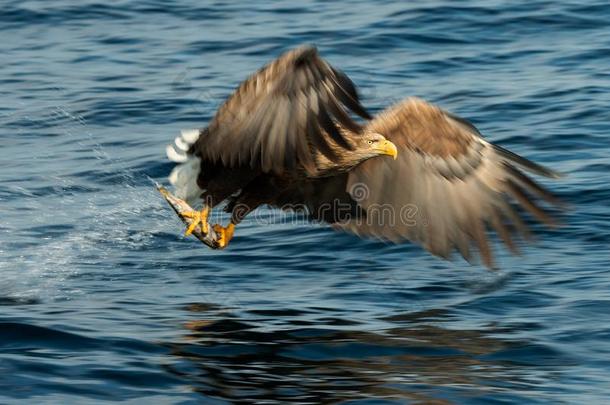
377 140 398 160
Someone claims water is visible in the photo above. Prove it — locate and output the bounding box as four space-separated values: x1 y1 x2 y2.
1 0 609 403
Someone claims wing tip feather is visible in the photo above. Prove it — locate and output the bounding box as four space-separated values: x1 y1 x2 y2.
494 144 563 179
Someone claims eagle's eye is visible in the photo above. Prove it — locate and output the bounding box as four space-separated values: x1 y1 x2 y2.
367 140 373 145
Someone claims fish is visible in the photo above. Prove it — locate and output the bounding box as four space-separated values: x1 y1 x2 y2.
156 183 221 249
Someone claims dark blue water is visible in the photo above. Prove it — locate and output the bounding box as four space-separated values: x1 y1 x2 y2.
1 1 609 403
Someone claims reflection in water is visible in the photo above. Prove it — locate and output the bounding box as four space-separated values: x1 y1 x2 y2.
163 303 560 404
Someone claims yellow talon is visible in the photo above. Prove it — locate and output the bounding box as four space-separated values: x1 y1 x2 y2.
213 222 235 249
183 207 210 236
184 219 199 236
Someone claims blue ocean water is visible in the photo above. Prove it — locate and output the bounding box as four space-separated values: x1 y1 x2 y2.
1 0 609 403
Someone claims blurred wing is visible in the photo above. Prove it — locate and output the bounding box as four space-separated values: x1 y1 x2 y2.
341 98 563 268
200 45 370 174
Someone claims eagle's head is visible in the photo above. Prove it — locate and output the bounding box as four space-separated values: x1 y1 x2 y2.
354 132 398 161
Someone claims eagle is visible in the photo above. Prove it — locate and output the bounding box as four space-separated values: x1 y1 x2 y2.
165 45 562 268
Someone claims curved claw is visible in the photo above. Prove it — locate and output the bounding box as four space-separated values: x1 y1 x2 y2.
182 207 209 236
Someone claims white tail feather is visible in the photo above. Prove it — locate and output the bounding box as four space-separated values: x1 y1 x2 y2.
166 144 188 162
166 129 203 205
174 136 189 151
181 129 200 144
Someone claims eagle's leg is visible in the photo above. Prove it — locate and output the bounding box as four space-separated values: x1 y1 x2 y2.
182 206 210 236
210 175 281 249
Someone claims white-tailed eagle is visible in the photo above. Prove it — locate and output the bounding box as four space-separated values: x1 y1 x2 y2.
163 45 563 268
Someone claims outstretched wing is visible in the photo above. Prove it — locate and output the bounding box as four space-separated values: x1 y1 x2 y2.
199 45 370 174
340 97 563 268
